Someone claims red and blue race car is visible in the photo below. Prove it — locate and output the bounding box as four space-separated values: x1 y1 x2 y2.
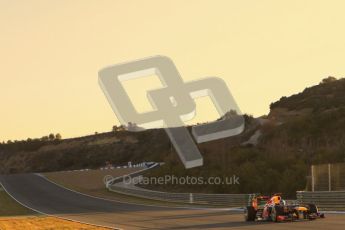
245 194 325 222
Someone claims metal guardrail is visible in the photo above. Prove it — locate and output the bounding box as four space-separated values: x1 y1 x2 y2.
105 162 160 186
297 191 345 210
105 162 251 207
108 183 251 207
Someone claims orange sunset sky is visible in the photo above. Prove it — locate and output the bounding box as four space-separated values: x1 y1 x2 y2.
1 0 345 141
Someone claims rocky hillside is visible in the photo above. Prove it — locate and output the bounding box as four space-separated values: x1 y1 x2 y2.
1 77 345 197
143 77 345 196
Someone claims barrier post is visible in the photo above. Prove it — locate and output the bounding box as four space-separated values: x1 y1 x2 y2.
189 193 194 204
328 163 332 191
311 165 315 192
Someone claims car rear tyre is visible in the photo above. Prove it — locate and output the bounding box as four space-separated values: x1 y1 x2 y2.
271 205 284 222
245 206 256 221
307 204 318 214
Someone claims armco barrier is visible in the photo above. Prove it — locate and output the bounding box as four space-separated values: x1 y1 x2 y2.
108 183 252 207
297 191 345 211
105 162 160 186
105 163 251 207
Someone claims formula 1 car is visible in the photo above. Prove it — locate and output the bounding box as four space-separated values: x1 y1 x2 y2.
244 194 325 222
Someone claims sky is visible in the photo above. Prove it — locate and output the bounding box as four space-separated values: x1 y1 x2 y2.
1 0 345 142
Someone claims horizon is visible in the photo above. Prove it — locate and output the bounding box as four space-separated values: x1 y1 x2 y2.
0 77 333 143
2 0 345 141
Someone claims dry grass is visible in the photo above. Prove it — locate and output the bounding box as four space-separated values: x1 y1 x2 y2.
0 216 111 230
43 169 212 208
44 168 141 191
0 188 34 216
42 168 170 205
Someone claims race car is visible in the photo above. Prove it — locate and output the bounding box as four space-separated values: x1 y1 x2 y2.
244 193 325 222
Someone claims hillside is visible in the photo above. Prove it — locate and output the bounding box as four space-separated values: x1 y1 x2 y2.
264 77 345 164
0 115 257 174
1 77 345 197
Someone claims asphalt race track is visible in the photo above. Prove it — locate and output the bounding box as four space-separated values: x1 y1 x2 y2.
0 174 344 230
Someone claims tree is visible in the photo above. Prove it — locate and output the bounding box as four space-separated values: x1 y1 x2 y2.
112 125 119 132
55 133 62 140
321 76 337 84
48 133 55 141
41 136 49 141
